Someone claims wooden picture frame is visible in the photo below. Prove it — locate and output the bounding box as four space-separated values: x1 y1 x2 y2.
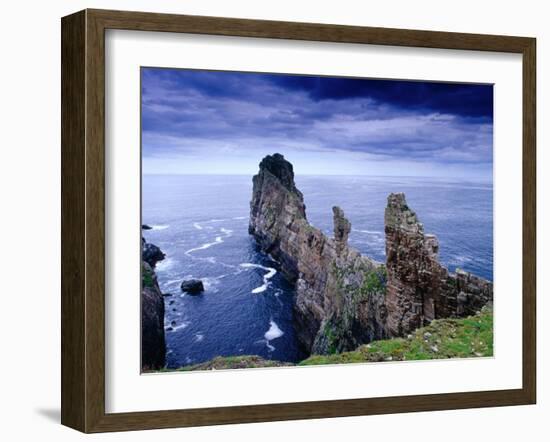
61 8 536 433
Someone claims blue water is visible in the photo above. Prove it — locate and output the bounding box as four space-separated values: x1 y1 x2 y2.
142 175 493 368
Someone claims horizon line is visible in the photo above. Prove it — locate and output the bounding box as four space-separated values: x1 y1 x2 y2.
142 172 493 182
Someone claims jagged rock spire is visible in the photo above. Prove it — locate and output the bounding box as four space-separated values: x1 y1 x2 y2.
385 193 423 234
333 206 351 254
384 192 492 337
257 153 298 192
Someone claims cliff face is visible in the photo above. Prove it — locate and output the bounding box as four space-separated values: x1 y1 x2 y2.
141 238 166 370
384 193 493 337
249 154 387 353
249 154 493 356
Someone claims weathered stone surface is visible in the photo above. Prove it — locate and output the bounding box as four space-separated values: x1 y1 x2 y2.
333 206 351 254
384 193 493 337
181 279 205 294
249 154 493 357
142 237 165 268
249 154 386 354
141 242 166 370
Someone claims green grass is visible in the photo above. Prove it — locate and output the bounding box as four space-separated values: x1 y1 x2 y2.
151 308 492 373
166 355 292 371
299 307 493 366
360 267 385 297
142 264 155 288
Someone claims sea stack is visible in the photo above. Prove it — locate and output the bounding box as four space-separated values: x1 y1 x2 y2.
384 193 493 337
141 238 166 370
249 154 493 356
249 153 386 354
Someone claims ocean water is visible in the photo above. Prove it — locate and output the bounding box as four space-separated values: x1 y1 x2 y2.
142 175 493 368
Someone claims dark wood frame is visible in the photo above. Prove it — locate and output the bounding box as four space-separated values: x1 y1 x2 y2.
61 8 536 433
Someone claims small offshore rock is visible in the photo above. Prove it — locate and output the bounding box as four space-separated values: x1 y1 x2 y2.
162 293 173 297
142 224 153 230
170 320 177 327
181 279 205 294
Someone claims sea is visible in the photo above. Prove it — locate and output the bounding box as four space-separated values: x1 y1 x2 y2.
142 175 493 368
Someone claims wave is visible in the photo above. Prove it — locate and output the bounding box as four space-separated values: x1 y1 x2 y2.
194 334 204 343
185 226 233 256
265 320 284 340
185 236 223 254
155 257 175 271
193 222 203 230
166 321 189 332
233 216 247 220
240 263 277 293
201 276 223 293
452 255 472 264
150 224 169 230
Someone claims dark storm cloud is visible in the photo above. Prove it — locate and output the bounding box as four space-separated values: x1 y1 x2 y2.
141 68 493 171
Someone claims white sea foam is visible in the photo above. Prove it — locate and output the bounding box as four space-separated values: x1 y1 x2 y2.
264 320 284 341
155 257 175 271
185 236 223 254
151 224 169 230
201 277 220 293
194 334 204 343
240 263 277 293
220 227 233 236
166 321 189 332
233 216 247 220
193 222 203 230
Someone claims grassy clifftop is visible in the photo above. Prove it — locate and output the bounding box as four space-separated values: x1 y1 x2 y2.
300 306 492 366
169 307 492 371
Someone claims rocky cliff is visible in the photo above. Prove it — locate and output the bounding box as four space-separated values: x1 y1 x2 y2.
384 193 493 337
249 154 493 355
141 237 166 370
249 154 387 353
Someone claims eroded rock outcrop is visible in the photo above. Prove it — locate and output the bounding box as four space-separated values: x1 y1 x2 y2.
141 238 166 370
249 154 387 354
384 193 493 337
249 154 493 356
142 237 165 268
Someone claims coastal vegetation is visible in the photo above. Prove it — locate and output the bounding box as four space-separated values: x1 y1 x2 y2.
158 307 493 372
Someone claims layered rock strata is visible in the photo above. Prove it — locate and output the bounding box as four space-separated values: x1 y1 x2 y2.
249 154 493 355
141 237 166 370
384 193 493 337
249 154 387 353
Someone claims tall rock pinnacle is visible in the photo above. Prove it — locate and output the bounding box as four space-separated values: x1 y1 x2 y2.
384 192 493 337
249 154 385 353
333 206 351 254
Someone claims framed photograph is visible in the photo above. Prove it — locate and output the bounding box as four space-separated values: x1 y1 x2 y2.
61 9 536 433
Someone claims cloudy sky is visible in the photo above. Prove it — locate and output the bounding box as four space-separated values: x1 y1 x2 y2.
141 67 493 180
